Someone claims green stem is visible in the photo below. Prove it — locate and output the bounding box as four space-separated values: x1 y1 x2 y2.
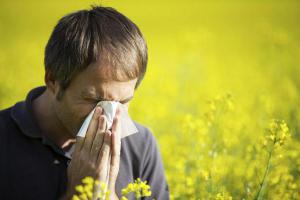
254 148 273 200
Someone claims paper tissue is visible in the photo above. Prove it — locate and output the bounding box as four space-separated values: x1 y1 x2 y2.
77 101 138 138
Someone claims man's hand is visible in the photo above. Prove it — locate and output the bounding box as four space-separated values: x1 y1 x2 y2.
61 106 121 200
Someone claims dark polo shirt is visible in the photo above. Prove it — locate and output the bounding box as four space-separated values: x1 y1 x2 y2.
0 86 169 200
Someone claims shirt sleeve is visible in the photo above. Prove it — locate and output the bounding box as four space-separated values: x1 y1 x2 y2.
140 128 170 200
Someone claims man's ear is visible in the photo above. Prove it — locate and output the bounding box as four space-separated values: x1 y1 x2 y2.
44 71 59 95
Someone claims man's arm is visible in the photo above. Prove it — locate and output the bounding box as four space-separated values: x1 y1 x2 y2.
141 128 170 200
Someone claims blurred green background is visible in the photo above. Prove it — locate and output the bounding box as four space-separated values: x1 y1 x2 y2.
1 0 300 199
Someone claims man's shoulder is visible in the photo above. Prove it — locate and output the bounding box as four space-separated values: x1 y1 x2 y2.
0 105 18 148
0 106 12 116
0 102 24 138
131 121 157 145
121 121 158 156
0 106 14 127
133 121 153 137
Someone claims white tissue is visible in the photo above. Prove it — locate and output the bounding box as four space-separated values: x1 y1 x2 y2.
98 101 119 130
77 100 138 138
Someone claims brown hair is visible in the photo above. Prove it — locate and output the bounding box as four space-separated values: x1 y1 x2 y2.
44 5 148 100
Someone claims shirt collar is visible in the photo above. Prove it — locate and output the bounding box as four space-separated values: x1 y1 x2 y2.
10 86 46 139
10 85 71 159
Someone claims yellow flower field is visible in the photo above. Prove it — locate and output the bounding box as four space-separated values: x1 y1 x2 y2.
1 0 299 199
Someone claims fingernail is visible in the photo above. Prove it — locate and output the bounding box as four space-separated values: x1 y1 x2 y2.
99 115 103 123
98 106 103 113
107 130 112 136
95 106 101 114
99 116 106 131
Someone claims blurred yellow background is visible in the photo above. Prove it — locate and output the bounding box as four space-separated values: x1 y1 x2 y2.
1 0 300 199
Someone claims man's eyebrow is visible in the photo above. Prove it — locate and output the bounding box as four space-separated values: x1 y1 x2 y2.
80 90 100 98
96 96 134 104
81 91 133 104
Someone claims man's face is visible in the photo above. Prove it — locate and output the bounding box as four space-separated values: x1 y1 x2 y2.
50 62 138 137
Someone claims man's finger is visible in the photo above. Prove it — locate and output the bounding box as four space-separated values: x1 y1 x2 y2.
96 130 112 180
111 106 121 138
108 113 121 189
90 115 106 163
73 136 84 156
111 110 121 153
81 106 102 153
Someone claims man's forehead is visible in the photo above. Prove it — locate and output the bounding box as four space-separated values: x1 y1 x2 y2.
87 60 130 82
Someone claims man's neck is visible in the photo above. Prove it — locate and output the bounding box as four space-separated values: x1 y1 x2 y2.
32 89 76 150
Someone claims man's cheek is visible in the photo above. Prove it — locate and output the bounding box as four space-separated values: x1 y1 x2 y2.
78 109 94 123
75 109 93 130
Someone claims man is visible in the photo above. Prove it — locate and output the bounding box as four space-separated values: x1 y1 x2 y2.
0 6 170 200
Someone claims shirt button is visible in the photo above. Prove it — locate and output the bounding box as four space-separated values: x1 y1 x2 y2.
53 159 60 165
